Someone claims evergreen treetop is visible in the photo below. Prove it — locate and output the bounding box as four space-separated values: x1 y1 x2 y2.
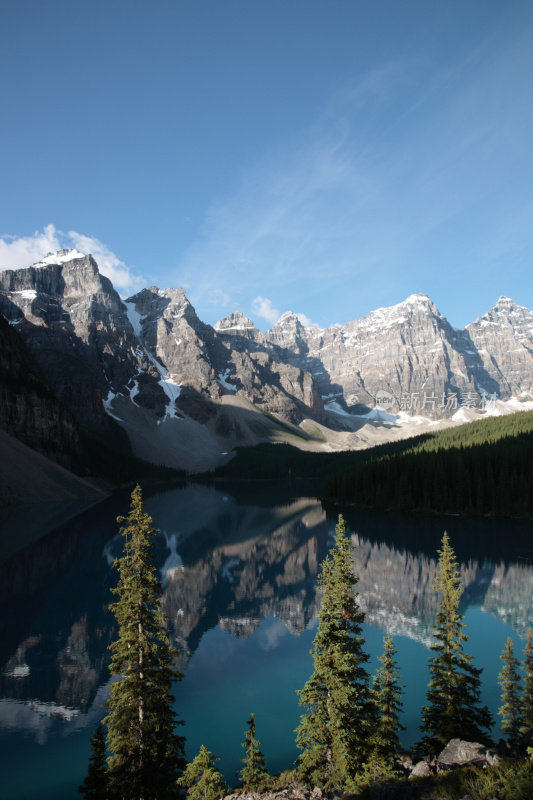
420 532 492 755
296 514 371 791
522 629 533 730
104 484 185 800
499 637 523 748
369 632 404 767
177 745 227 800
238 713 269 790
79 724 108 800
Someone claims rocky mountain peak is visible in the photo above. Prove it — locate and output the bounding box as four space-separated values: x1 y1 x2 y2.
352 293 439 332
125 286 202 342
272 311 303 328
214 311 258 335
388 292 441 318
127 286 190 315
265 311 308 352
491 295 532 322
32 248 87 268
465 297 533 397
469 296 533 329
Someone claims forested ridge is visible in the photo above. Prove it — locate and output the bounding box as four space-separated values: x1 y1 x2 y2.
322 411 533 518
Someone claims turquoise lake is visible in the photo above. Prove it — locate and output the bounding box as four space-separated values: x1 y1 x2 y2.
1 481 532 799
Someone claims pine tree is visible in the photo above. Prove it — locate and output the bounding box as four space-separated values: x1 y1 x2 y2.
522 629 533 730
79 724 108 799
367 632 404 776
177 745 227 800
419 532 492 755
104 485 185 800
499 637 523 748
238 713 269 790
295 514 370 791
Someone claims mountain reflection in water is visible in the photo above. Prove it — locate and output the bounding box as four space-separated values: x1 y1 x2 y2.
1 482 532 798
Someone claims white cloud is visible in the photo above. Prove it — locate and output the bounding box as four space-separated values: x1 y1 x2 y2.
251 296 280 325
0 225 142 294
296 312 320 328
207 287 231 307
67 230 143 293
0 224 61 269
258 618 289 652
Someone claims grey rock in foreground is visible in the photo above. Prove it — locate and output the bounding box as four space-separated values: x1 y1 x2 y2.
224 789 323 800
436 738 501 769
407 739 502 779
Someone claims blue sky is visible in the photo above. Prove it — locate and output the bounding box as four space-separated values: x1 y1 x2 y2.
1 0 532 330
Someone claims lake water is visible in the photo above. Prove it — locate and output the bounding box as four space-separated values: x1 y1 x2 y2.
1 481 533 800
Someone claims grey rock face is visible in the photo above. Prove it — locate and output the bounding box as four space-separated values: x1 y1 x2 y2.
0 313 81 468
466 296 533 396
214 311 260 340
0 252 152 431
126 286 218 394
266 294 507 416
124 288 323 425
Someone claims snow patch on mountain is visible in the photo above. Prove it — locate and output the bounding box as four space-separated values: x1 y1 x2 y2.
324 400 351 417
123 300 146 339
33 249 86 267
129 380 140 403
102 390 123 422
158 377 182 420
12 289 37 300
217 369 238 392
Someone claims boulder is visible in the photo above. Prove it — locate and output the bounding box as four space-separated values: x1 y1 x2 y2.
410 760 432 777
437 738 501 769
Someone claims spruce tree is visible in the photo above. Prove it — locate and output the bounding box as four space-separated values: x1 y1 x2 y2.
499 637 523 748
79 724 108 800
238 713 269 790
104 485 185 800
296 514 370 791
177 745 227 800
522 629 533 730
420 532 492 755
367 632 404 775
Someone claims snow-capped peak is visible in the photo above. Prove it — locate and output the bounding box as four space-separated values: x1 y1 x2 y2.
469 296 532 328
403 293 433 306
273 311 301 327
33 249 86 268
491 297 531 315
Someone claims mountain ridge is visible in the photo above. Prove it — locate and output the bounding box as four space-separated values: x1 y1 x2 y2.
1 249 532 474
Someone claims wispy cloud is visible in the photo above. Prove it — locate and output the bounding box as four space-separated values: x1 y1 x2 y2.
296 312 320 328
251 296 280 325
0 225 143 294
67 231 143 293
0 224 61 270
173 29 533 328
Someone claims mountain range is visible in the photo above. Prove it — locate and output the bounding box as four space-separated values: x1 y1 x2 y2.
1 249 532 477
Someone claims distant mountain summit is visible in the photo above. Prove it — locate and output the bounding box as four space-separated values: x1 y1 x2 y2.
1 249 532 472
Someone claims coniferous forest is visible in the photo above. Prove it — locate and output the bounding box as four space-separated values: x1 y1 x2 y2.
210 411 533 519
322 411 533 518
80 487 533 800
